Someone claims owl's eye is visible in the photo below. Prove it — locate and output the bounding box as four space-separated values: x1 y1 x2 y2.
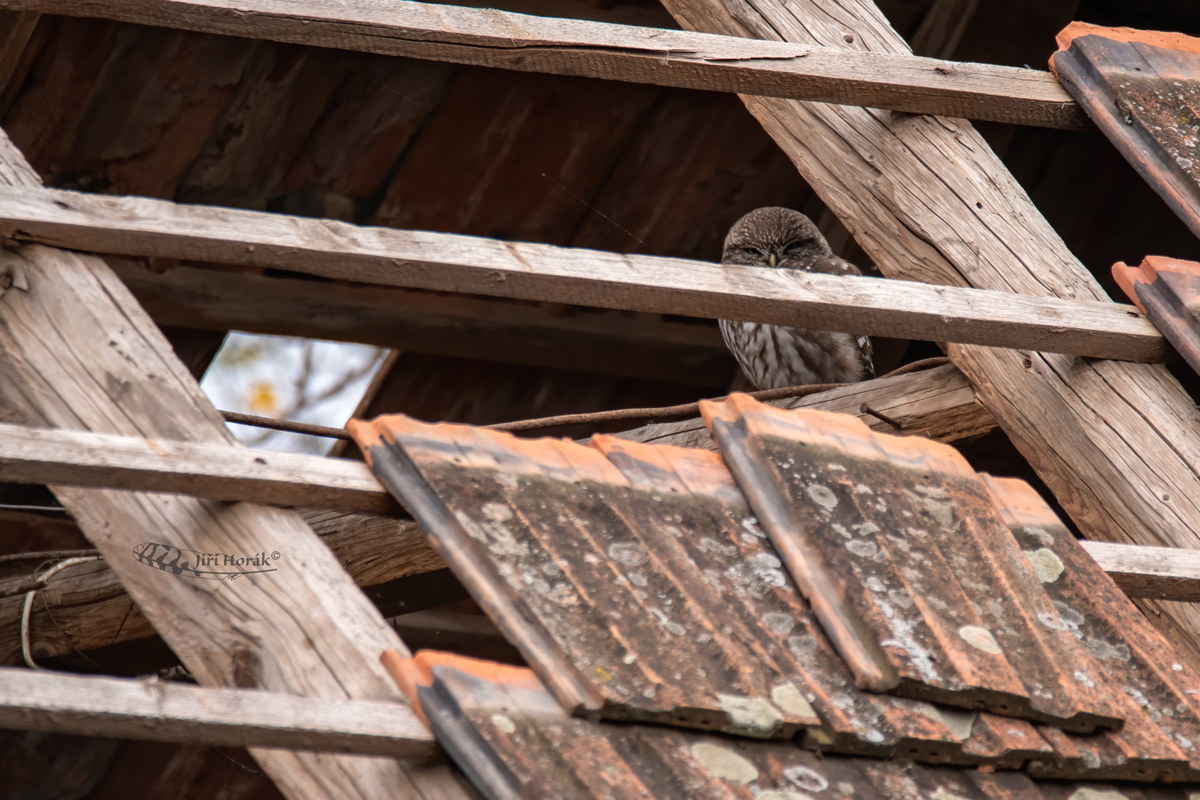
783 240 812 255
741 246 765 258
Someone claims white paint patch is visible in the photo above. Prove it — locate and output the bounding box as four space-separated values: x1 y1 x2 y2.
805 484 838 513
958 625 1002 655
1025 548 1064 583
690 742 759 784
718 693 783 735
771 682 816 720
783 764 828 792
490 713 516 734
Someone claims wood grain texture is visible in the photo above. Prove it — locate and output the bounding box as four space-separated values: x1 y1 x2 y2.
0 185 1165 362
617 362 994 450
0 508 447 666
111 259 734 387
0 128 467 800
0 0 1087 129
1082 540 1200 603
0 421 399 515
656 0 1200 671
0 667 438 758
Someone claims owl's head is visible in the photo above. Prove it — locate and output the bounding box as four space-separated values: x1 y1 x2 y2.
721 207 832 269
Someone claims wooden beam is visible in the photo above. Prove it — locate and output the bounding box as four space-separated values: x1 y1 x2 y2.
1081 540 1200 603
618 361 995 450
0 667 438 758
0 508 452 667
0 185 1166 362
0 0 1088 130
110 259 734 387
0 365 984 513
0 422 399 515
0 130 468 798
655 0 1200 671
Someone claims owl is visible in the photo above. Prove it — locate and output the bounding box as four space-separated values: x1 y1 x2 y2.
719 207 874 390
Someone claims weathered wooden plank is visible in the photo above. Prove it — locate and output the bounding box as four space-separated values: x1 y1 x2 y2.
0 421 398 515
1081 540 1200 603
618 361 994 449
0 129 469 799
0 508 451 666
111 259 734 387
0 667 438 757
0 185 1166 362
655 0 1200 672
0 366 985 512
0 0 1088 129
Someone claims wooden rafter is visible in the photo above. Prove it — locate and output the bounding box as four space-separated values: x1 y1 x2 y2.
0 185 1166 361
0 129 468 799
654 0 1200 669
0 666 438 757
0 509 452 667
0 0 1087 129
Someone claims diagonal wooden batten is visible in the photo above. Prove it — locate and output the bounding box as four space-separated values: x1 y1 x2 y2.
0 184 1167 362
0 127 470 799
655 0 1200 674
0 0 1088 129
0 666 439 758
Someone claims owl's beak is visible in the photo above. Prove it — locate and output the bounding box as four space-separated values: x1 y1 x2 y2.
768 252 777 268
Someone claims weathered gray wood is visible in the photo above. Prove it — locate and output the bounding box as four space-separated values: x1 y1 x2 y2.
656 0 1200 669
0 508 447 666
1081 540 1200 603
111 259 734 387
0 667 438 757
0 128 469 799
0 0 1087 129
0 185 1165 362
618 361 994 449
0 422 399 515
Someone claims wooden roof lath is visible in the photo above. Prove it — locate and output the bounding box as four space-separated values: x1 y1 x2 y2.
2 0 1200 796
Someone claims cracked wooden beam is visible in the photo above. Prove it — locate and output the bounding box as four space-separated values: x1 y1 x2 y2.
0 0 1087 129
0 127 470 799
0 184 1166 362
655 0 1200 670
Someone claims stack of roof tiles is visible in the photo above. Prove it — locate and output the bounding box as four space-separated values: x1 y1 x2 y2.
349 394 1200 799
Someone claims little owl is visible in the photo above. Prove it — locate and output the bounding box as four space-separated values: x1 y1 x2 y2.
719 207 874 390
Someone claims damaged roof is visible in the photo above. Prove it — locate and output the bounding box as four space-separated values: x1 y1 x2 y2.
1051 23 1200 241
348 393 1200 795
384 650 1200 800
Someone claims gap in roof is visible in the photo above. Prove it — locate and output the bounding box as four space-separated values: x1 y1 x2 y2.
201 332 388 455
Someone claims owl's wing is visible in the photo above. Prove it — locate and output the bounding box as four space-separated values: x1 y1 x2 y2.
856 334 875 380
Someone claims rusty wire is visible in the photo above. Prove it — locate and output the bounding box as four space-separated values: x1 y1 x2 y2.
218 357 952 440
